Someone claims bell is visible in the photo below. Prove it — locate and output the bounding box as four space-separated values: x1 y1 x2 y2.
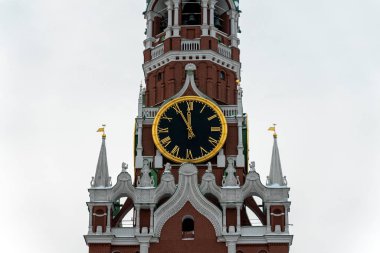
188 14 196 24
214 16 221 28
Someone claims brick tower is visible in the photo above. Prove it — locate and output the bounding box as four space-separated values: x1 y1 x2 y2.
84 1 293 253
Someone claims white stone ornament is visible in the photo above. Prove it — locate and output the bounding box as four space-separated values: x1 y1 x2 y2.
249 161 256 172
122 162 128 172
164 162 172 174
222 158 239 187
137 159 154 188
206 162 212 173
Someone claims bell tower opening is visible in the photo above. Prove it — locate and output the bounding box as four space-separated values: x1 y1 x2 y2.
182 0 201 25
152 0 169 36
214 0 230 34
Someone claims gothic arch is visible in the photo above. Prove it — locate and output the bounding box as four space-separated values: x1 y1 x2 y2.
154 163 223 237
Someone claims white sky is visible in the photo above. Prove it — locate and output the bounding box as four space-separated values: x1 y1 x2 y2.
1 0 379 252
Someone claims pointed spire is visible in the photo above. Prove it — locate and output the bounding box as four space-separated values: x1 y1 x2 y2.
267 127 286 187
93 127 111 188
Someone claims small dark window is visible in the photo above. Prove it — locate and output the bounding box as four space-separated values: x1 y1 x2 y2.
219 71 226 80
157 72 162 81
182 216 195 240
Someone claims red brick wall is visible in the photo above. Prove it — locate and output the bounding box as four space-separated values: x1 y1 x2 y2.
92 206 107 233
270 205 286 232
145 61 238 106
150 202 227 253
237 244 289 253
89 243 111 253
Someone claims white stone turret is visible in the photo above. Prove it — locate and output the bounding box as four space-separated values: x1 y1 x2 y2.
92 135 111 188
267 134 287 187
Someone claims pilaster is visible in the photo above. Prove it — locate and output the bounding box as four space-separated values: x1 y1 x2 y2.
172 0 180 36
165 0 173 38
209 0 217 37
201 0 209 36
236 86 245 167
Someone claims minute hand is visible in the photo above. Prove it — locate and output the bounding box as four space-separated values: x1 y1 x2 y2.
177 110 195 138
187 110 195 139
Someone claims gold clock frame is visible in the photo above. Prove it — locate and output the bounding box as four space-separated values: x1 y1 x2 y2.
152 96 228 164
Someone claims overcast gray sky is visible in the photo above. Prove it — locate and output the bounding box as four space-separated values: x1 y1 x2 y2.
1 0 379 252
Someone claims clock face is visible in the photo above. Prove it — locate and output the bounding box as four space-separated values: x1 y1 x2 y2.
152 96 227 164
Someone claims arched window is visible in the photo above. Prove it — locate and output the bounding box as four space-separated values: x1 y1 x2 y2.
182 0 201 25
219 71 226 80
157 72 163 81
182 216 195 240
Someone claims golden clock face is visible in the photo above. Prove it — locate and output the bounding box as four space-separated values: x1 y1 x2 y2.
152 96 227 164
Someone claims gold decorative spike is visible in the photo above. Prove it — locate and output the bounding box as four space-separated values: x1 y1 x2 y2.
268 123 277 138
97 124 106 138
236 79 241 85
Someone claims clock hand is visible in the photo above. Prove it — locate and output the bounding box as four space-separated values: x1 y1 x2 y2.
187 109 195 140
177 107 196 139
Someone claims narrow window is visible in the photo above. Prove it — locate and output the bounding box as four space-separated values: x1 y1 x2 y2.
182 216 195 240
219 71 226 80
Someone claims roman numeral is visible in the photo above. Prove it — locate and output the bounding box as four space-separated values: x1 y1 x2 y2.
162 113 172 122
160 136 171 147
172 103 182 114
186 101 193 111
211 127 221 132
186 149 193 159
200 146 209 156
208 137 218 147
158 127 169 133
200 104 206 113
208 114 217 121
171 145 180 157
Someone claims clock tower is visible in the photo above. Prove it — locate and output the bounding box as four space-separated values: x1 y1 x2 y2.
85 1 293 253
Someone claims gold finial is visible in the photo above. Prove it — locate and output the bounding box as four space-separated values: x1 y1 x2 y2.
268 123 277 138
97 124 106 138
236 79 241 85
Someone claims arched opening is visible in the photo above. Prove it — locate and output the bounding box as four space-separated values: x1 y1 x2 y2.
152 0 169 36
112 197 135 227
182 0 201 25
214 0 230 34
182 215 195 240
156 194 171 209
205 193 222 210
243 196 266 226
